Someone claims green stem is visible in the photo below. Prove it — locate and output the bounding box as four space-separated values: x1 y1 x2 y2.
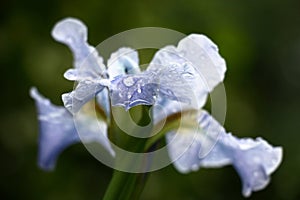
103 170 150 200
102 170 129 200
119 172 149 200
103 106 152 200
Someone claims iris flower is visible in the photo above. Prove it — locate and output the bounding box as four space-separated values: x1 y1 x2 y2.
30 18 282 197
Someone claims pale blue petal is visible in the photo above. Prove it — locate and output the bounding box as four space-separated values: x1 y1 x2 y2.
63 68 94 81
52 18 106 73
52 18 109 114
30 87 80 170
110 74 159 110
149 46 207 105
177 34 226 91
62 81 104 113
30 88 114 170
109 67 198 110
107 47 140 80
150 35 226 122
102 47 141 114
109 54 206 110
96 88 110 117
166 110 282 197
74 111 115 157
152 99 183 124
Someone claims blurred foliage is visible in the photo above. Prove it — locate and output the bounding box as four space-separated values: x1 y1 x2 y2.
1 0 300 199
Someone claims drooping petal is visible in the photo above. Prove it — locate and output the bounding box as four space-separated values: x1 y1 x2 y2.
152 99 184 124
107 47 140 80
96 88 110 117
74 109 115 157
30 88 114 171
166 110 282 197
30 88 78 170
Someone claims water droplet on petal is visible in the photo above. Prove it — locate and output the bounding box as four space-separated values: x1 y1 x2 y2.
123 77 135 87
210 44 218 51
253 171 260 178
182 72 194 79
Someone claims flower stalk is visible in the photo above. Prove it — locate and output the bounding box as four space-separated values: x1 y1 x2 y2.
103 106 152 200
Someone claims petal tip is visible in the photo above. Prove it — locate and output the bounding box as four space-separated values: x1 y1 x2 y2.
51 17 87 44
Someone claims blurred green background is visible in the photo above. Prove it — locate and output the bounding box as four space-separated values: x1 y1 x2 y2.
1 0 300 199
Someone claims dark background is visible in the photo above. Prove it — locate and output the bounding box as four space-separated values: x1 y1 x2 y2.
1 0 300 199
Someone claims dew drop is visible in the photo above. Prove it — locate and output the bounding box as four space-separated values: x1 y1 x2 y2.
253 171 260 177
182 72 194 79
210 45 218 51
123 77 135 87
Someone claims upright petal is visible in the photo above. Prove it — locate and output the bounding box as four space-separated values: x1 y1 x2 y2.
52 17 105 72
30 88 114 171
177 34 226 91
149 46 207 104
150 35 226 122
52 18 109 115
107 47 140 80
166 110 282 197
